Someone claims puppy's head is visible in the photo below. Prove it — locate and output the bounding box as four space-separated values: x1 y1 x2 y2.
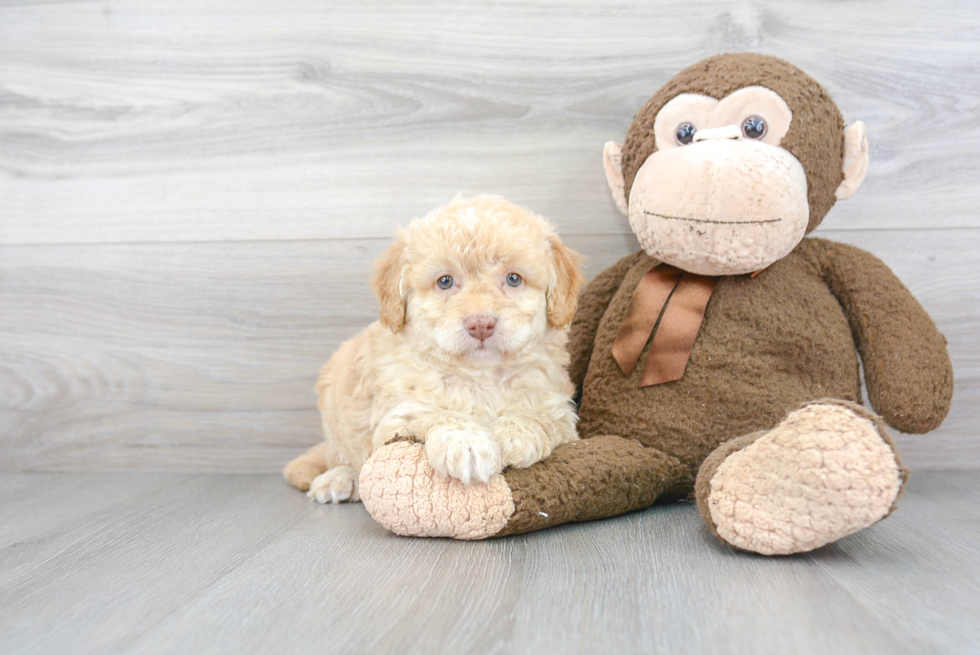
372 195 584 363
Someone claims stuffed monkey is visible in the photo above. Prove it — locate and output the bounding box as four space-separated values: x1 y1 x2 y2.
357 53 953 555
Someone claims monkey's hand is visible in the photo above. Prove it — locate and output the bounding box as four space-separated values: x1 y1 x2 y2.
813 238 953 433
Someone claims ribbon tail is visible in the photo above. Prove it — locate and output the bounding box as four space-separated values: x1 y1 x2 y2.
640 273 718 386
611 265 682 377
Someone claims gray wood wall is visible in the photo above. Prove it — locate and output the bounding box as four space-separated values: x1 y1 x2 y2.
2 0 978 472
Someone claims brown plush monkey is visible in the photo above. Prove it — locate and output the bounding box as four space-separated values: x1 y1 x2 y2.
357 53 954 555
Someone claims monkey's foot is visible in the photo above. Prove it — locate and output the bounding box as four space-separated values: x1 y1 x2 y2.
359 439 516 540
696 400 907 555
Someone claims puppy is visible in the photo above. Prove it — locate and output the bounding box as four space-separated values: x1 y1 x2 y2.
284 195 585 504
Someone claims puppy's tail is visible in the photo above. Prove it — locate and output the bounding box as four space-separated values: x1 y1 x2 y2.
284 442 331 491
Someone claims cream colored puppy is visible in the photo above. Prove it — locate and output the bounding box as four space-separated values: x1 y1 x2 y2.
284 195 585 503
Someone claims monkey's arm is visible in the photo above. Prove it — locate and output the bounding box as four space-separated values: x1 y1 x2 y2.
567 250 648 396
809 238 953 433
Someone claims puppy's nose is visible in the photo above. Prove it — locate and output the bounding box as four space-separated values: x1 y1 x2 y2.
466 315 497 341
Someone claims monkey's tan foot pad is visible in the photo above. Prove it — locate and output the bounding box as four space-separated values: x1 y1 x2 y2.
697 402 906 555
359 440 515 540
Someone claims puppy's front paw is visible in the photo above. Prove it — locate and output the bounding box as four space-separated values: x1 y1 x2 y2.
307 465 360 504
425 429 502 484
493 420 545 469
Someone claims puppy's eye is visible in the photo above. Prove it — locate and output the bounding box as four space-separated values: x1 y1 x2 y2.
676 122 697 145
436 275 454 290
742 116 767 140
505 273 522 287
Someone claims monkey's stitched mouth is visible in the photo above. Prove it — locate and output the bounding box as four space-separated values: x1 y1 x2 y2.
644 211 782 225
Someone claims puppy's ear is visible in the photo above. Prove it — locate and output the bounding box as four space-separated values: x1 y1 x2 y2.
546 234 585 329
372 237 408 333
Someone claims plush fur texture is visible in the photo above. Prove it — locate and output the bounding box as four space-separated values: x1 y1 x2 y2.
572 238 951 467
620 84 811 275
359 438 516 540
627 137 810 275
695 400 905 555
284 195 584 500
619 53 846 234
358 55 953 556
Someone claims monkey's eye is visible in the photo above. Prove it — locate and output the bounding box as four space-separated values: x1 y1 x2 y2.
675 122 697 145
436 275 454 290
742 116 767 140
505 273 523 287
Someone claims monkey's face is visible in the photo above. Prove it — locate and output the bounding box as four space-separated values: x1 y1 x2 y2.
628 87 808 276
604 54 869 277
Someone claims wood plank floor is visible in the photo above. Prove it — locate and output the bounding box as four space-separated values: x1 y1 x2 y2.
1 471 977 654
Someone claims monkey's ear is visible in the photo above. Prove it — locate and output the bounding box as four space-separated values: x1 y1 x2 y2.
835 121 869 200
546 234 585 329
372 236 408 333
603 141 629 216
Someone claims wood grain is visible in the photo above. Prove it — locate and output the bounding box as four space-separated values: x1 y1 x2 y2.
0 471 977 654
2 3 978 652
0 472 187 549
0 0 978 245
1 230 977 471
1 0 978 471
0 474 311 654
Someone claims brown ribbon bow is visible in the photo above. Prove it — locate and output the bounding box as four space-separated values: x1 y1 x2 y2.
611 264 718 387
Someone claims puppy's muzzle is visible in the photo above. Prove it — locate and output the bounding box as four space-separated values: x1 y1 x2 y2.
465 314 497 342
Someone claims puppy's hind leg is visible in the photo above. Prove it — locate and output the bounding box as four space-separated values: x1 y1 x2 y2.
284 442 330 492
308 466 360 504
286 441 360 502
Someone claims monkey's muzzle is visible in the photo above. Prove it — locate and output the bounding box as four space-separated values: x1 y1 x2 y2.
628 139 810 276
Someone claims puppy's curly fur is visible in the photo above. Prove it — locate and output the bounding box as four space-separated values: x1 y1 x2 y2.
285 195 585 503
